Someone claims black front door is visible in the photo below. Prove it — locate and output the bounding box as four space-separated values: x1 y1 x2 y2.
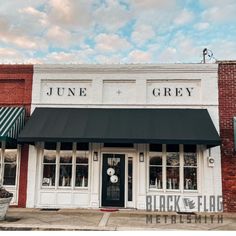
102 154 125 207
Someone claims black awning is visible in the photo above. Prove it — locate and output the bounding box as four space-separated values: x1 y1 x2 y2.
18 108 221 147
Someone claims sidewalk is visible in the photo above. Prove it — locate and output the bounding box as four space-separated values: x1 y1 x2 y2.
0 208 236 231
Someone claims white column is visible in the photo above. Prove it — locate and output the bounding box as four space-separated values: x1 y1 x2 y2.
89 143 101 208
26 145 38 208
136 144 147 209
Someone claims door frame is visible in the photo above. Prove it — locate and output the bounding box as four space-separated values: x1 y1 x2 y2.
99 150 136 208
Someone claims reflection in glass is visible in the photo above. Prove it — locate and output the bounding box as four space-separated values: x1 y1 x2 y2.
166 167 179 189
184 167 197 190
166 153 179 166
149 153 162 189
3 149 17 185
42 165 56 186
75 151 89 187
150 166 162 189
4 149 17 162
184 153 197 166
184 146 197 190
166 147 180 190
59 151 73 187
43 150 56 163
59 165 72 186
42 150 56 187
75 165 88 187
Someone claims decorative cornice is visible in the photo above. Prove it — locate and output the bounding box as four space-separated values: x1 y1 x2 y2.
34 64 218 74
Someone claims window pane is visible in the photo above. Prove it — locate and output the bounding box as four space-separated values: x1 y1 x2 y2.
76 151 89 164
166 167 179 189
4 149 17 162
75 165 88 187
184 153 197 166
59 165 72 186
128 157 133 201
184 167 197 190
42 165 56 186
150 144 162 152
3 163 16 185
43 150 56 163
60 151 72 163
167 153 179 166
104 143 134 148
149 166 162 189
167 144 179 152
150 154 162 165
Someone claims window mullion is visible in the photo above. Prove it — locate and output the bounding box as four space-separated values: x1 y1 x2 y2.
163 144 166 192
71 142 76 190
180 144 184 193
55 142 60 190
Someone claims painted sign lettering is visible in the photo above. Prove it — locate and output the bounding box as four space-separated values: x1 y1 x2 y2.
152 87 194 97
46 87 87 97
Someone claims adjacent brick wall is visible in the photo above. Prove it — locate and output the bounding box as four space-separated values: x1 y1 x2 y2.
218 61 236 212
0 65 33 207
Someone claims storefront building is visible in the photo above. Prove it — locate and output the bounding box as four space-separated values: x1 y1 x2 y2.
16 64 221 211
0 65 33 207
218 61 236 212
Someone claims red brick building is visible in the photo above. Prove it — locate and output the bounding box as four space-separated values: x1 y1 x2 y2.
0 65 33 207
218 61 236 212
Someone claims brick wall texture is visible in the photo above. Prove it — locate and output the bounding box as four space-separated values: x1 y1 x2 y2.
0 65 33 207
218 61 236 212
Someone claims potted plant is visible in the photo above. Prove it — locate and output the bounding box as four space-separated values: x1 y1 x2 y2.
0 186 13 221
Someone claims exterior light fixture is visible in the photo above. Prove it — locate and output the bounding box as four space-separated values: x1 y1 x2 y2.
93 151 98 161
139 152 144 162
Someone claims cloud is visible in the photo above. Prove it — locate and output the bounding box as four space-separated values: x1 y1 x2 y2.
130 0 176 11
19 6 48 26
94 34 132 53
93 0 131 32
47 0 93 29
199 0 236 23
174 9 194 25
126 50 152 63
46 26 73 48
194 22 210 31
95 54 123 64
158 32 203 63
131 24 155 46
0 17 47 50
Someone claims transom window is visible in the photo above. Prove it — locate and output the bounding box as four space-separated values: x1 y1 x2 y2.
42 143 89 188
149 144 198 191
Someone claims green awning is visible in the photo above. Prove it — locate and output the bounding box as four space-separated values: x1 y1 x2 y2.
0 107 25 142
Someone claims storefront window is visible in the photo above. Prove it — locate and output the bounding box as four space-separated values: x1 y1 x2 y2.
42 143 89 188
166 145 180 190
149 144 198 192
3 149 17 185
149 154 163 189
75 151 89 187
184 145 197 190
59 151 72 187
42 150 56 186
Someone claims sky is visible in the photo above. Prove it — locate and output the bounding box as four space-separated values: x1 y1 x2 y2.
0 0 236 64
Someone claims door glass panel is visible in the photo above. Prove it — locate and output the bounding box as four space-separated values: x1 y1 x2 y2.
128 157 133 201
106 156 120 200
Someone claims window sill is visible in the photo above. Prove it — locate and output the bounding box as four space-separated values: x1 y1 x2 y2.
40 187 89 191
